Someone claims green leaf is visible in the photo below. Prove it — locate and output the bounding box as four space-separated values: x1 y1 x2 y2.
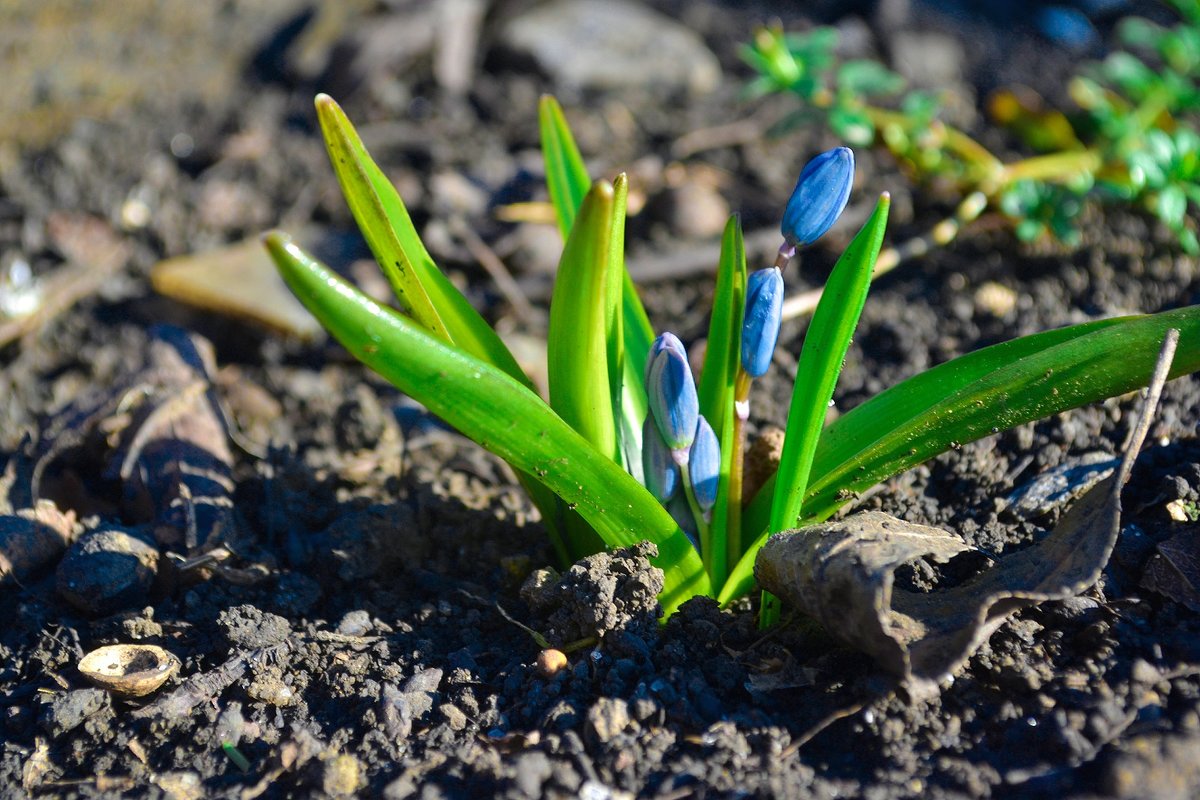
722 306 1200 605
806 306 1200 523
548 181 619 461
697 215 748 585
538 94 656 473
829 106 875 146
770 194 890 534
619 270 654 469
1158 184 1188 228
837 60 905 97
538 95 590 238
266 232 710 614
698 215 748 438
608 176 631 470
314 94 531 390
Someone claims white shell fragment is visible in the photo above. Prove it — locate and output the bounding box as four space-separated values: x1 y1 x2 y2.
78 644 180 697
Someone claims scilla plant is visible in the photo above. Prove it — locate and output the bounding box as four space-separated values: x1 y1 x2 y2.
267 94 1200 619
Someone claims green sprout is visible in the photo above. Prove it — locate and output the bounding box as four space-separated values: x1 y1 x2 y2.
266 94 1200 622
742 0 1200 284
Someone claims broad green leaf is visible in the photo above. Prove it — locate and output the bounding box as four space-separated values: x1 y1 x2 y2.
548 181 619 461
314 95 531 390
720 306 1200 605
770 194 890 534
804 306 1200 524
266 232 710 614
538 94 655 422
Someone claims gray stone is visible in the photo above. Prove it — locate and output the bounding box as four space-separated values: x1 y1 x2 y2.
381 667 444 740
56 527 159 616
891 30 966 89
40 688 109 737
217 605 292 649
514 750 553 797
586 696 632 744
500 0 720 96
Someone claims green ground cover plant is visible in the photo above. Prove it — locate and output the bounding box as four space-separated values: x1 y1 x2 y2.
742 0 1200 265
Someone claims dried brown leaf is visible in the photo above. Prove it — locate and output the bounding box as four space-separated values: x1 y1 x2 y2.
1141 530 1200 612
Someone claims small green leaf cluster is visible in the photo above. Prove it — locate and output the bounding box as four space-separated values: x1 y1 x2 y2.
267 94 1200 622
743 0 1200 254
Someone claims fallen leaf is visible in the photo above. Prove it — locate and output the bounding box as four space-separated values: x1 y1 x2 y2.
756 330 1177 698
151 233 322 340
35 325 236 552
1141 530 1200 612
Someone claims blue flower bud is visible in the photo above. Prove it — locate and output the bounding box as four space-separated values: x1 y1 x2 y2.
688 415 720 513
641 416 680 503
741 267 784 378
644 331 688 388
781 146 854 248
646 332 698 455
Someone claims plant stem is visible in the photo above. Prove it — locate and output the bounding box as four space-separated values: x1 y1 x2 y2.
679 460 712 577
759 590 781 629
999 149 1103 184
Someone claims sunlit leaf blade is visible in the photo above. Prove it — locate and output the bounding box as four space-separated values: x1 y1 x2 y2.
548 181 619 461
696 215 747 585
698 215 748 436
539 95 590 238
708 394 738 588
622 272 655 397
315 94 531 390
538 95 656 453
804 306 1200 523
315 94 446 340
738 314 1133 542
608 176 638 475
266 232 710 613
770 193 890 534
720 305 1200 606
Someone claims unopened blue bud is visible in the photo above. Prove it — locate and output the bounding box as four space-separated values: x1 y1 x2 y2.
646 333 698 455
781 146 854 248
644 331 688 388
688 416 720 513
641 416 680 503
741 267 784 378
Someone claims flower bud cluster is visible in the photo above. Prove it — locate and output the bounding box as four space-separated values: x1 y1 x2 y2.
643 333 720 538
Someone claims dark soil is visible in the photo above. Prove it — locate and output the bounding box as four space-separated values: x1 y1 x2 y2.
3 1 1200 798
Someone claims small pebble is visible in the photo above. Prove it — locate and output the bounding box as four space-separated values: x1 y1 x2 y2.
537 648 569 678
440 702 468 731
586 697 632 743
321 754 362 797
974 281 1018 318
